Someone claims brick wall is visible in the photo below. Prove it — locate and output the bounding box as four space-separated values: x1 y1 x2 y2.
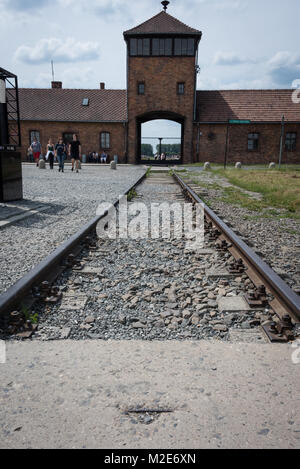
127 56 196 164
193 123 300 164
21 121 127 162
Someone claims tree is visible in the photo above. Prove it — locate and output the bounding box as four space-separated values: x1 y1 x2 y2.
141 144 154 156
155 143 181 156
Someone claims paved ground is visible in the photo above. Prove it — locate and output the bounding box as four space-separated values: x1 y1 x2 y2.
0 339 299 449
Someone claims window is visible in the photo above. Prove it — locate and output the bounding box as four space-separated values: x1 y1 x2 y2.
138 82 145 95
100 132 110 149
130 38 150 56
82 98 89 106
285 132 297 151
29 130 40 145
152 38 172 56
174 38 194 56
177 82 185 95
248 133 259 151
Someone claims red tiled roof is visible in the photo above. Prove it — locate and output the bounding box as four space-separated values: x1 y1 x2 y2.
124 11 201 36
197 90 300 122
18 88 127 122
18 88 300 124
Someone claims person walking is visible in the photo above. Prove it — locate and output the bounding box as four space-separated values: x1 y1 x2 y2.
55 137 66 173
46 139 55 170
27 146 34 162
30 136 42 167
69 134 81 173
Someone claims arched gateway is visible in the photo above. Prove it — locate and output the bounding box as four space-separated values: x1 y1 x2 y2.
137 110 184 164
123 2 202 165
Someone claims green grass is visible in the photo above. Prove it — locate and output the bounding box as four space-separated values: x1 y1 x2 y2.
212 169 300 214
127 188 138 201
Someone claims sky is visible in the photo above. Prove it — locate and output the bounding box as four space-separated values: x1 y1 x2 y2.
1 0 300 139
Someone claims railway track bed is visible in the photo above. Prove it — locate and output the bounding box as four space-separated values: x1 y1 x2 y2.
0 170 299 344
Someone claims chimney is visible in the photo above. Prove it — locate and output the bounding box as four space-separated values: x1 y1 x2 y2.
51 81 62 89
100 82 105 90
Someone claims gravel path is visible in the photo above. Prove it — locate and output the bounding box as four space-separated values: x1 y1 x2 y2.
0 164 146 294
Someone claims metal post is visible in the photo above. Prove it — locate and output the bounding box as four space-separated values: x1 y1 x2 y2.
279 114 285 169
0 78 9 146
158 137 163 160
224 120 229 169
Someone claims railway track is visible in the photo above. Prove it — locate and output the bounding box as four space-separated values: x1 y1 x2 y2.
0 169 299 343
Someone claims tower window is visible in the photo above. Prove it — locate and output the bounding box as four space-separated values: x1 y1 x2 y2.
248 133 259 151
138 82 145 95
177 83 185 95
130 38 150 56
174 38 195 56
285 132 297 151
152 38 172 56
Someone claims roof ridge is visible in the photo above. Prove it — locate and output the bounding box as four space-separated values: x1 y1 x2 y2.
19 88 126 91
124 9 201 35
198 89 294 92
124 11 164 34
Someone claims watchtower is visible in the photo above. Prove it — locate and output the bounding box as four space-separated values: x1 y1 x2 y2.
123 1 202 164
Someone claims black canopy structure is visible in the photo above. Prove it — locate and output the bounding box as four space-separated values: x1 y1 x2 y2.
0 67 22 201
0 67 21 149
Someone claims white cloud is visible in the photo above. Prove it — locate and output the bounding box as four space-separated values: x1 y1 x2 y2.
267 51 300 86
14 38 100 64
213 51 254 66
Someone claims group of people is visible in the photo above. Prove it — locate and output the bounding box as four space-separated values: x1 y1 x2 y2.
88 151 109 164
28 134 96 173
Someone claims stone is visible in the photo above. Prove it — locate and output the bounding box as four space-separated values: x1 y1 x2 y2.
269 162 276 169
60 328 71 339
235 162 242 169
131 322 147 329
84 316 95 324
204 162 211 170
118 314 127 325
39 159 46 169
160 311 173 319
213 324 228 332
182 310 192 319
191 314 200 325
110 161 117 170
154 320 165 328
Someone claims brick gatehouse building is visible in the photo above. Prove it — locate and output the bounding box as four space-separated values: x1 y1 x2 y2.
18 4 300 165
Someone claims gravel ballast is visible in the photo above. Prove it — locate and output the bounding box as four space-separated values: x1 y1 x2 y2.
13 173 288 343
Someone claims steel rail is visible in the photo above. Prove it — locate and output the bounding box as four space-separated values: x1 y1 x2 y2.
0 170 147 316
173 172 300 323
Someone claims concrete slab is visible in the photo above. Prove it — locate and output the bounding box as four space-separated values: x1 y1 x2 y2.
59 294 88 311
0 340 299 449
229 328 267 343
218 296 251 313
206 268 234 279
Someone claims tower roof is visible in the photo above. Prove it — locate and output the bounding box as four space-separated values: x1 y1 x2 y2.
124 11 202 36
